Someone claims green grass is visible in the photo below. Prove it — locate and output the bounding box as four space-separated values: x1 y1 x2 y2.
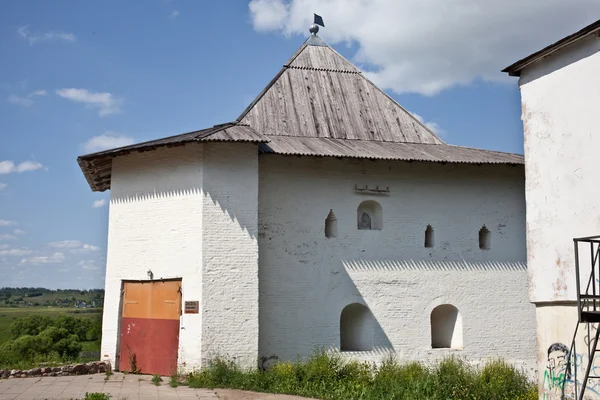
84 393 111 400
152 374 163 386
0 307 101 346
186 351 538 400
169 374 180 388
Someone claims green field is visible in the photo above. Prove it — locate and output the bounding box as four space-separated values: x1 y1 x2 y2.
0 307 102 350
0 288 103 308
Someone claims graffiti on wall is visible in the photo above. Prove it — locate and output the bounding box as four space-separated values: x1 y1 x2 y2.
543 334 600 399
543 343 573 399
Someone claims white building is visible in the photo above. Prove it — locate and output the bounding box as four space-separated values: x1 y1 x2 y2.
503 18 600 400
79 25 536 377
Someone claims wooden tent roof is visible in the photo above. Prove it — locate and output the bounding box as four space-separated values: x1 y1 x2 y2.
238 38 443 144
78 33 523 192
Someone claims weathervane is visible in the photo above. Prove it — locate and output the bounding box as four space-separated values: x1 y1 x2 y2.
309 13 325 35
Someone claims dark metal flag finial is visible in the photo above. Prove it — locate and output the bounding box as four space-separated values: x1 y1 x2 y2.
314 14 324 27
309 14 324 35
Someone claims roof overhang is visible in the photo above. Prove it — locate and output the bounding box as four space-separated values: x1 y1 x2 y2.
502 19 600 77
259 136 524 165
77 123 269 192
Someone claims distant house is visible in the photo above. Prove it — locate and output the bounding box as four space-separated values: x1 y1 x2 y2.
79 24 535 376
503 18 600 399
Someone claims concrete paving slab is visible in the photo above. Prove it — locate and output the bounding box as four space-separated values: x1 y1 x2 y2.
0 373 316 400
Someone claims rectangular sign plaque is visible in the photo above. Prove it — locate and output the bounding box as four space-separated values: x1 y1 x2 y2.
184 301 199 314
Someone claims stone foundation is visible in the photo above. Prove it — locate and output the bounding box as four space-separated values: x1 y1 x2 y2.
0 361 110 379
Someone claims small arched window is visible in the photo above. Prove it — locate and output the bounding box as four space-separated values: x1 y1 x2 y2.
357 200 383 230
431 304 463 349
424 225 434 248
325 209 338 238
479 225 491 250
340 303 374 351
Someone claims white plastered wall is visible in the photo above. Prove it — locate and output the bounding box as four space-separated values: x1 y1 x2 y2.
100 142 259 371
101 144 204 370
201 142 259 368
257 155 536 371
517 32 600 399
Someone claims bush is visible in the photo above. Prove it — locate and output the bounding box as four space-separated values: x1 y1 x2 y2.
10 315 53 338
186 350 537 400
0 325 83 368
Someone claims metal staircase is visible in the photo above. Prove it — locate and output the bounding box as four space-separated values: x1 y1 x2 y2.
563 236 600 400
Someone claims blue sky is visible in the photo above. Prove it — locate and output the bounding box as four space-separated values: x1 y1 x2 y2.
0 1 597 289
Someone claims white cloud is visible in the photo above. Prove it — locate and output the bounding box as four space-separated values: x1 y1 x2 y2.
170 9 180 18
0 183 6 191
13 229 25 235
249 0 288 31
18 25 76 45
0 247 32 256
49 240 100 253
56 88 122 116
81 244 100 252
92 199 107 208
20 252 65 265
248 0 600 95
79 260 100 270
83 132 134 153
8 95 32 107
49 240 82 249
0 234 17 240
16 160 44 172
411 113 446 137
0 162 12 175
0 220 15 226
7 90 46 107
0 160 44 175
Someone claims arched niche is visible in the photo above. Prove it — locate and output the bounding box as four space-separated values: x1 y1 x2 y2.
325 209 338 238
479 225 491 250
431 304 463 349
357 200 383 230
340 303 374 351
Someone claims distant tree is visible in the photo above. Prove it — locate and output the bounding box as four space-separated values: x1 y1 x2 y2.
10 315 53 338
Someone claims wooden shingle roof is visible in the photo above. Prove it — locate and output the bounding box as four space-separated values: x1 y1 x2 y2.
260 137 523 165
238 38 443 145
77 32 523 192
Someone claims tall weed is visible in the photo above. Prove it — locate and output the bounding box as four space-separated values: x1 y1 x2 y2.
185 350 537 400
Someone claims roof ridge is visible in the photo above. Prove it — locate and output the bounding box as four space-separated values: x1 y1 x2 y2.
285 65 361 74
262 133 442 146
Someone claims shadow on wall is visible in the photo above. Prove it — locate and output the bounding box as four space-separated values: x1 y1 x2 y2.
343 259 527 272
258 246 395 361
340 303 393 352
110 188 258 240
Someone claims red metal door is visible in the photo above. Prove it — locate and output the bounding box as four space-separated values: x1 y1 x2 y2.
118 280 181 376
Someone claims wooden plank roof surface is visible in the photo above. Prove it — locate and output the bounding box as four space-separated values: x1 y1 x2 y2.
238 41 443 145
77 33 523 192
260 136 524 165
